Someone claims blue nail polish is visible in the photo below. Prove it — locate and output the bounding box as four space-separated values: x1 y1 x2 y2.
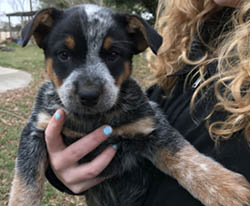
112 144 118 150
104 126 112 136
55 112 61 120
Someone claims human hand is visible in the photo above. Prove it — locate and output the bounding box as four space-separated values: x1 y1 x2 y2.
45 109 117 194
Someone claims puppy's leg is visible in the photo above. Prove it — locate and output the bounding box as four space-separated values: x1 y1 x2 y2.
9 158 47 206
9 124 47 206
153 140 250 206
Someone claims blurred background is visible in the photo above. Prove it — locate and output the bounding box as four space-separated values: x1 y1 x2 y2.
0 0 157 44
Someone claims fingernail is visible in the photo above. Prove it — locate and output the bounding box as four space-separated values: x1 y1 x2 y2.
112 144 118 150
104 126 112 136
55 112 61 120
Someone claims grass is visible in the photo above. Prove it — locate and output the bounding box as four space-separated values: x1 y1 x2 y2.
0 43 151 205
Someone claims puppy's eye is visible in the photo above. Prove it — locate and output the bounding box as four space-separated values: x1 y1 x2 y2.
57 50 71 62
106 50 120 62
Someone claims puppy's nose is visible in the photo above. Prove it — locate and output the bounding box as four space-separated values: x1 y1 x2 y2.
78 88 101 106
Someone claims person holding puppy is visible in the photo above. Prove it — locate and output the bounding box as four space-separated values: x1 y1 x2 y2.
45 0 250 205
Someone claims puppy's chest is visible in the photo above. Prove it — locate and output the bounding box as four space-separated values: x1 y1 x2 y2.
61 113 155 147
61 117 109 146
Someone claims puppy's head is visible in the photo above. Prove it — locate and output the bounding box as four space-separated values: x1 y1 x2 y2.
22 4 162 115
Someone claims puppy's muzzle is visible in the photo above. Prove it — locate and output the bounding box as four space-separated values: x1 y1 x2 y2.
74 81 102 106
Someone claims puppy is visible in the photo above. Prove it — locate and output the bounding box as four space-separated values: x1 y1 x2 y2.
9 4 250 206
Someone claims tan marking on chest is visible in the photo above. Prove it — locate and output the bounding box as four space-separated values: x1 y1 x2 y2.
113 116 155 137
37 112 85 138
36 112 52 130
50 116 155 139
62 127 86 138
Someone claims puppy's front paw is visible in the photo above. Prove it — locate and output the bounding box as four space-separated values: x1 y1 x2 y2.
154 145 250 206
204 171 250 206
180 156 250 206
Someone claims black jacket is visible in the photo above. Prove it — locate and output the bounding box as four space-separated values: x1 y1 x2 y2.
143 78 250 206
143 7 250 206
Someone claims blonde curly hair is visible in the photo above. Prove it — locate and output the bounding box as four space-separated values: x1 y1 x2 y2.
149 0 250 142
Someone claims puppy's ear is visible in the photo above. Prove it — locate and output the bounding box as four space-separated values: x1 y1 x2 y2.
22 8 62 48
125 15 163 54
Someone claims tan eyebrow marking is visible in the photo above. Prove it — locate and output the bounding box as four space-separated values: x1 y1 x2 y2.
65 36 75 50
103 36 113 50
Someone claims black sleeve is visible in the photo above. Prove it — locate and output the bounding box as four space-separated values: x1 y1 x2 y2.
143 84 250 206
46 165 86 195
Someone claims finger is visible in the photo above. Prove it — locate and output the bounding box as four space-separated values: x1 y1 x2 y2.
65 145 117 183
45 109 66 153
69 177 105 194
60 126 113 166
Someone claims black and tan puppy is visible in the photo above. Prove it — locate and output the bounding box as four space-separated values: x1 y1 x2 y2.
9 4 250 206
